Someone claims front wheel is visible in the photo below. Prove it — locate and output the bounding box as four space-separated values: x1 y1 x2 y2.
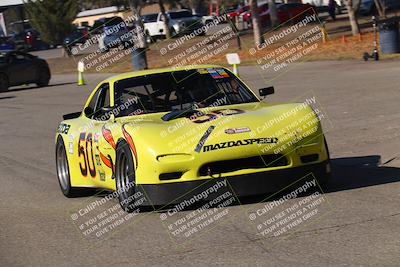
36 67 50 87
115 140 137 212
0 73 9 92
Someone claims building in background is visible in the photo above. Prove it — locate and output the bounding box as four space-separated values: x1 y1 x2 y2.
73 6 127 27
0 13 6 36
0 0 24 35
73 3 171 27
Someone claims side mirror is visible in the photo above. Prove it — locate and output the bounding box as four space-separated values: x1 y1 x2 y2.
84 106 93 117
101 106 116 122
259 86 274 97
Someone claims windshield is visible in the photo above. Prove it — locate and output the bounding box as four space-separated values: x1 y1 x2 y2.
142 14 158 23
113 68 258 117
169 11 193 19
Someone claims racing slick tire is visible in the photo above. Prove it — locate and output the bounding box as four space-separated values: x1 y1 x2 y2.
115 140 137 213
36 67 50 87
56 135 81 197
0 73 9 92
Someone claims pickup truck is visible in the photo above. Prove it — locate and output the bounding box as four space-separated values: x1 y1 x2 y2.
302 0 344 13
143 10 205 40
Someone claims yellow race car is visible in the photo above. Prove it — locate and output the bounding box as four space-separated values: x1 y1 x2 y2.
55 65 330 211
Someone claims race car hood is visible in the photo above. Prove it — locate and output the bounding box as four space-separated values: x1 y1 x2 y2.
120 101 320 158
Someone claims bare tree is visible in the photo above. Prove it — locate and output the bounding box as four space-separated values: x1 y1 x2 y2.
346 0 360 35
374 0 386 18
159 0 171 38
268 0 279 27
250 0 264 46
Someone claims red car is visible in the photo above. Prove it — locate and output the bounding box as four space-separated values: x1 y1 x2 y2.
260 3 317 28
227 5 250 21
241 3 269 23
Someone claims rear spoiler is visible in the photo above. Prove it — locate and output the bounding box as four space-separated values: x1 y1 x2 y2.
63 111 81 120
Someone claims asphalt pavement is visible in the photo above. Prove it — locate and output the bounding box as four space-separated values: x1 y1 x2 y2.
0 60 400 266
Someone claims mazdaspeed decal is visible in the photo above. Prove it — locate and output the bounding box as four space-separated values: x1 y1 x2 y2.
203 137 278 152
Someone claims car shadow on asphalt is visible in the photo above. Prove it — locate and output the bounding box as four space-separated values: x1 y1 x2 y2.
69 155 400 212
239 155 400 206
0 96 16 100
0 82 77 94
325 155 400 193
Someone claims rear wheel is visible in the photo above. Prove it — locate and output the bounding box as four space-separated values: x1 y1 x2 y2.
115 140 137 212
36 67 50 87
56 136 80 197
0 73 9 92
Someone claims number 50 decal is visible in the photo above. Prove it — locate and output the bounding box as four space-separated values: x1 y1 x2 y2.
78 132 96 178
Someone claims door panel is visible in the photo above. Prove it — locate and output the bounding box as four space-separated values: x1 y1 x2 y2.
70 82 114 189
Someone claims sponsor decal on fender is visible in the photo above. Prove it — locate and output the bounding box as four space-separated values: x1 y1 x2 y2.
57 123 70 134
93 132 101 143
68 135 74 154
98 170 106 181
224 127 251 134
203 137 278 152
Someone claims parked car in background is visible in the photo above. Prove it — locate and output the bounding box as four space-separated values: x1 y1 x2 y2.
0 50 50 92
9 21 50 51
92 17 133 53
302 0 344 14
227 5 250 21
260 3 318 27
359 0 400 15
143 10 205 40
0 37 15 51
240 3 269 24
228 1 302 23
63 26 89 48
195 13 217 25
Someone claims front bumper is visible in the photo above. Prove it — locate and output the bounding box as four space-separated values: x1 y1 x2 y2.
138 160 330 206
